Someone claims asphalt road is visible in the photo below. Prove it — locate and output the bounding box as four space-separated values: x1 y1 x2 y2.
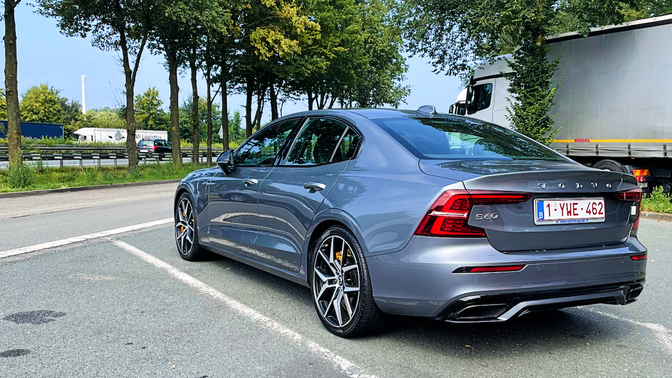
1 184 671 377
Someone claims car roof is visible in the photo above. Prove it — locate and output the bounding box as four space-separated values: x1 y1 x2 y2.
281 107 460 120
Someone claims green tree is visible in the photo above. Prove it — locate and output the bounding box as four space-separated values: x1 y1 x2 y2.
178 96 222 144
39 0 160 170
134 87 169 130
400 0 637 144
20 84 62 123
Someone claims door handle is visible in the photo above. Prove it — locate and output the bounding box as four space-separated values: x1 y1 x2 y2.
243 178 259 187
303 182 326 193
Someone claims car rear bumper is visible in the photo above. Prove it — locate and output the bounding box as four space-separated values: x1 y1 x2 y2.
367 236 647 319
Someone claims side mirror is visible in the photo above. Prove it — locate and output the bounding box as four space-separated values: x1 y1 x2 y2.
217 149 235 175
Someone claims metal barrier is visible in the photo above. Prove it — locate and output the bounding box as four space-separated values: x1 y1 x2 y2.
0 144 223 167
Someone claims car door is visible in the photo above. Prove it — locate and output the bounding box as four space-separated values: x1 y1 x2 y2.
206 118 300 258
257 117 362 272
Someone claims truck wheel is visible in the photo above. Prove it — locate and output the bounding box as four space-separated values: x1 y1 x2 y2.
593 159 626 173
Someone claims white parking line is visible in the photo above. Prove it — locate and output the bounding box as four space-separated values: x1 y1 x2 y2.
111 239 377 378
0 218 172 259
585 308 672 355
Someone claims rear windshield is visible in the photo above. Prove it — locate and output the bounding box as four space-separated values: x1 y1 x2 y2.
138 140 153 147
373 117 567 161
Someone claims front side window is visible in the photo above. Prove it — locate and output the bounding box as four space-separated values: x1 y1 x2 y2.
374 117 567 162
235 119 300 166
285 118 349 166
467 83 492 114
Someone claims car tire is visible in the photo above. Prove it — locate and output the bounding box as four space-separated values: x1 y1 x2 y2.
175 192 205 261
310 225 385 337
593 159 625 173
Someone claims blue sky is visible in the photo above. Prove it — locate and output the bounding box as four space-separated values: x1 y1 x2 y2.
1 4 462 123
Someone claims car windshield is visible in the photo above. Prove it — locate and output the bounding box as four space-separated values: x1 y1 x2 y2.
373 117 567 161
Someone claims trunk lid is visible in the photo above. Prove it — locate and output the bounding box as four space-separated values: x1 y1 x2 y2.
420 159 639 252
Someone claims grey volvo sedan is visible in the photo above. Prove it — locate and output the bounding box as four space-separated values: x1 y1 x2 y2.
174 107 646 337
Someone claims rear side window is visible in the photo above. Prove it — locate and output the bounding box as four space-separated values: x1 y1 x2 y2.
373 117 566 161
285 118 349 166
332 128 361 163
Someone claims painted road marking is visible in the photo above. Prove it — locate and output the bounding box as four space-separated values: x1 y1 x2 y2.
111 239 377 378
0 218 172 259
585 308 672 356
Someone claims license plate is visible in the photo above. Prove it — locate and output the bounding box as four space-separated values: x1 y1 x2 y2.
535 198 605 225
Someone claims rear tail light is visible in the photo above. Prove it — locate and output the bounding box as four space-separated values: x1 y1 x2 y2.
612 188 642 202
632 169 650 183
613 188 641 236
415 190 530 237
631 253 647 261
152 145 158 151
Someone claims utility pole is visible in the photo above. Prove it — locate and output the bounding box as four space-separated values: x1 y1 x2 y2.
81 75 86 114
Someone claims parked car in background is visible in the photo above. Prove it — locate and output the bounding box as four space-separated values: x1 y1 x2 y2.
174 107 646 338
137 139 172 158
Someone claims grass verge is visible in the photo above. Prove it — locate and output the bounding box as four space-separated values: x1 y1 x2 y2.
0 162 204 193
642 187 672 214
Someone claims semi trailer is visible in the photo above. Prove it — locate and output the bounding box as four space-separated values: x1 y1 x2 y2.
449 14 672 193
73 128 168 143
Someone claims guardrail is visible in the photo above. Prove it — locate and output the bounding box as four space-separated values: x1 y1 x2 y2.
0 144 223 167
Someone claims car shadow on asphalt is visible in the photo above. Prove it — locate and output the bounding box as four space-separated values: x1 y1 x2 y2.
202 252 630 357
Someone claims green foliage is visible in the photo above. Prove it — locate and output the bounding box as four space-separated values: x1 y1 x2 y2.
0 163 203 193
291 0 408 109
179 96 221 143
20 84 63 123
642 186 672 214
135 87 169 131
7 160 36 188
0 89 7 121
505 43 561 144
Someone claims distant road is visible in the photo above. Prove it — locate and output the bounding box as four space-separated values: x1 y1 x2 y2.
0 157 199 169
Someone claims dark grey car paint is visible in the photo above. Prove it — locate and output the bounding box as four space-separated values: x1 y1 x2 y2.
175 108 646 318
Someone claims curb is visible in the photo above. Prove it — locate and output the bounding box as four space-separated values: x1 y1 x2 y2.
641 211 672 222
0 179 181 199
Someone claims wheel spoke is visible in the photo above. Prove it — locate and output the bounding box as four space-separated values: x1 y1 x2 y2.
323 289 339 318
343 285 359 293
315 268 335 283
333 290 343 326
318 250 337 276
342 293 353 318
342 264 358 273
316 283 337 301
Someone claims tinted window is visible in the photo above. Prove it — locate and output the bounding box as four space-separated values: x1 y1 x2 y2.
374 117 566 161
332 128 361 163
235 119 299 166
286 118 348 166
138 140 152 147
467 83 492 114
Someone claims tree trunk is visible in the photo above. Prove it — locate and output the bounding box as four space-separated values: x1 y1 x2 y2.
189 54 199 166
221 80 229 150
4 0 21 167
205 67 213 166
119 31 139 170
245 75 254 138
269 83 279 120
167 52 181 166
307 89 314 111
